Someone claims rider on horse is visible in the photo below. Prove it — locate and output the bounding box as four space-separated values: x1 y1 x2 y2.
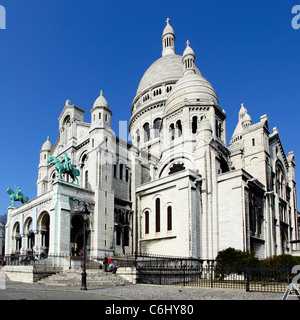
58 153 72 172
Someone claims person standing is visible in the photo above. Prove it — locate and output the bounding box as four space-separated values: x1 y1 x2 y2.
103 256 108 272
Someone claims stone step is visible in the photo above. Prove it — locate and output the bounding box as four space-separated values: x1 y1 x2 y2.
37 268 131 287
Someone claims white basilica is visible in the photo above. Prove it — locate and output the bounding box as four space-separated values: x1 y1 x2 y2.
5 19 299 265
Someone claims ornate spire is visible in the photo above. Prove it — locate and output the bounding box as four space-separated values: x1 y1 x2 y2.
162 18 176 56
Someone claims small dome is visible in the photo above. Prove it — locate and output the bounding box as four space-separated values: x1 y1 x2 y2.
164 42 218 116
93 90 109 109
164 73 218 116
162 18 175 38
183 41 195 57
134 55 202 99
41 137 52 152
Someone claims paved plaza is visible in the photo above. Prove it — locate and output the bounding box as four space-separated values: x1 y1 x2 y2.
0 279 285 300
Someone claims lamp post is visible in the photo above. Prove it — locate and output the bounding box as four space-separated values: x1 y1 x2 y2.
80 203 90 290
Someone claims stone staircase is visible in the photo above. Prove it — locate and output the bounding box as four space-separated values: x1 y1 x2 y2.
37 268 131 287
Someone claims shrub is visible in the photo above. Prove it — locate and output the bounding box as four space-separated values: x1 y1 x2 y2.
216 247 260 268
215 248 260 280
261 254 300 268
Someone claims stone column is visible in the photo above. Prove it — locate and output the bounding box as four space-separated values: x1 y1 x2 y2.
20 234 28 255
49 181 71 257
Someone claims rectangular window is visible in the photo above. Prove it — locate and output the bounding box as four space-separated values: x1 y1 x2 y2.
124 227 129 246
113 164 117 177
155 198 160 233
167 206 172 231
119 164 123 179
85 171 88 189
252 138 255 146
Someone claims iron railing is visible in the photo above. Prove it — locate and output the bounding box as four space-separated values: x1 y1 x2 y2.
136 264 293 293
4 254 46 266
4 253 296 293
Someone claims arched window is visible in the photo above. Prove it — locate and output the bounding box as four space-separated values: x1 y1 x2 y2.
170 123 175 141
153 118 162 138
145 211 149 234
167 206 172 231
155 198 160 233
176 120 182 137
143 122 150 142
276 164 286 199
63 115 71 144
192 116 198 134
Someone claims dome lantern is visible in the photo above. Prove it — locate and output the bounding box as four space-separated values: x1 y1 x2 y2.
162 18 176 57
182 40 196 76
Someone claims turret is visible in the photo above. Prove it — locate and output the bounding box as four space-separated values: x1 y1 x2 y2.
37 136 52 196
90 90 112 130
182 40 196 75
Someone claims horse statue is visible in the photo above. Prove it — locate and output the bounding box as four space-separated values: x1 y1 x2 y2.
48 154 80 185
7 187 29 207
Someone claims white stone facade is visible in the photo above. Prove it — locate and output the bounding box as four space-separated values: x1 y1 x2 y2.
5 19 299 264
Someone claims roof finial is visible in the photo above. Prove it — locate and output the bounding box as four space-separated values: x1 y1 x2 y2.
166 17 170 24
100 90 103 96
186 40 190 47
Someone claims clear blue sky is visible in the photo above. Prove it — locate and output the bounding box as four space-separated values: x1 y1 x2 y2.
0 0 299 215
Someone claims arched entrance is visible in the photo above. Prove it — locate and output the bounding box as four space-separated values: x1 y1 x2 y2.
39 213 50 250
24 218 35 250
71 214 90 256
12 222 21 253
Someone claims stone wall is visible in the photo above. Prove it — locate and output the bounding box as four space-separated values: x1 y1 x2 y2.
4 265 62 283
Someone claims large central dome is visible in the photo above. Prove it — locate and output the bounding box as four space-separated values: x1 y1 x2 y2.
136 54 201 97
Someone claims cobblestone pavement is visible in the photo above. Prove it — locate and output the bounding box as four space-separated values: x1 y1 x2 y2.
0 279 286 300
91 284 284 300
